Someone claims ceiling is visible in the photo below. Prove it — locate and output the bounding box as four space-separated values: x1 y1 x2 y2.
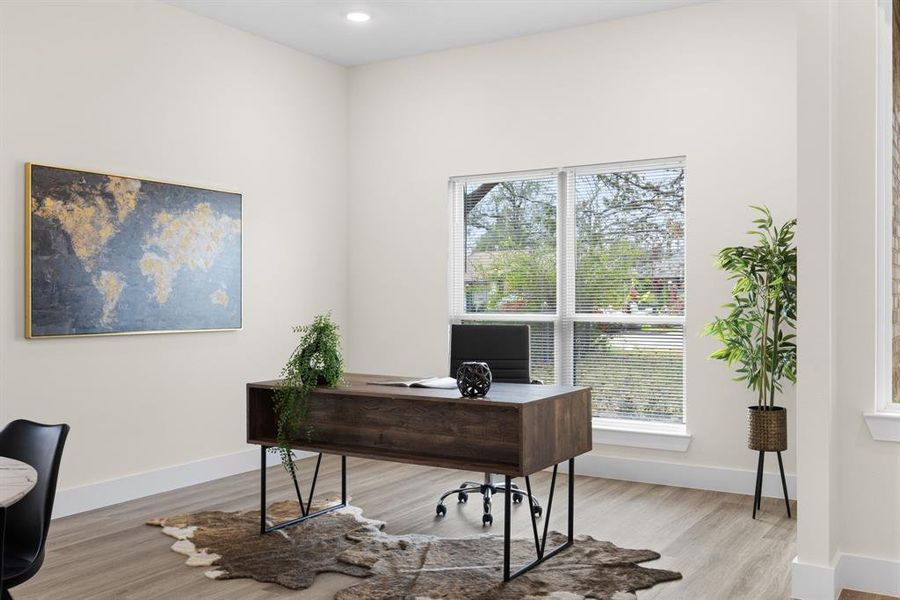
165 0 707 66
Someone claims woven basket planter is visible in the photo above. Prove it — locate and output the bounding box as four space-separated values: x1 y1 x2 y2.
747 406 787 452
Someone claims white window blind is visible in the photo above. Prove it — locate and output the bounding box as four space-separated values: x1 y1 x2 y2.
569 161 685 422
449 170 558 316
450 158 685 424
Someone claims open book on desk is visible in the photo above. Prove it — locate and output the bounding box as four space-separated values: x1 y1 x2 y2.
368 376 458 389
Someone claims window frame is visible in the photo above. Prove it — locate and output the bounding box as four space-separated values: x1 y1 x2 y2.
877 0 900 414
865 0 900 443
448 157 690 442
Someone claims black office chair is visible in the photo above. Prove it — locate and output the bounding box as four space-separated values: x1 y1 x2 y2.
0 420 69 600
435 324 543 526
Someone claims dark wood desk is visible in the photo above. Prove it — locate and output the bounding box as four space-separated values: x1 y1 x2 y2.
247 373 592 580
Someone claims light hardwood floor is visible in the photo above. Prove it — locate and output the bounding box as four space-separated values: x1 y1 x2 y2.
14 456 796 599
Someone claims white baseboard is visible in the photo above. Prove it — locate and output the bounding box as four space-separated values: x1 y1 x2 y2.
836 553 900 597
792 553 900 599
792 556 839 600
53 447 313 519
54 449 797 519
562 452 797 500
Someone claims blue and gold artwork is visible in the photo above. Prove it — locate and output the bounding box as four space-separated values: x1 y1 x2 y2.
26 164 241 337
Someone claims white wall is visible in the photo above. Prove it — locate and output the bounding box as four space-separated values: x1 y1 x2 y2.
346 0 797 478
0 1 349 490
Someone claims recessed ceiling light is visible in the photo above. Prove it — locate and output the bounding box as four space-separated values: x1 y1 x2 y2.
346 11 371 23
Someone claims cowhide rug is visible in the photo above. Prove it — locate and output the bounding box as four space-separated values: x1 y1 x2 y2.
336 528 681 600
148 500 681 599
147 498 382 588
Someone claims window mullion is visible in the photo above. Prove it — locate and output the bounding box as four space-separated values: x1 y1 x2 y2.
448 179 464 321
559 169 575 385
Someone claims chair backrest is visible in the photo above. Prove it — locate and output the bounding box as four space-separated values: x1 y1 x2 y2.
449 324 530 384
0 419 69 564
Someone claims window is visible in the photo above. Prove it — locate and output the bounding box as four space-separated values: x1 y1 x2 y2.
449 158 686 425
450 170 559 384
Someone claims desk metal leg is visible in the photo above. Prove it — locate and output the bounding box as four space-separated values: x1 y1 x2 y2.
259 446 348 534
341 455 347 505
502 458 575 582
259 445 267 535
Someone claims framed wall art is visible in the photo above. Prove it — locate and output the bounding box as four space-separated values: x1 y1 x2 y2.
26 164 242 338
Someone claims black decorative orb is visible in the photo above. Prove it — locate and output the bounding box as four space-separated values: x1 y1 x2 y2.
456 361 492 397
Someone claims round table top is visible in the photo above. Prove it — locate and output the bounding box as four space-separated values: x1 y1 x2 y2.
0 456 38 508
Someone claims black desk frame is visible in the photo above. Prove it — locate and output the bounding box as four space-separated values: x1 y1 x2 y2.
259 447 347 534
503 458 574 581
258 447 574 582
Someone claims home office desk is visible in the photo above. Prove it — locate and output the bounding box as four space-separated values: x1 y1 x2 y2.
246 373 592 581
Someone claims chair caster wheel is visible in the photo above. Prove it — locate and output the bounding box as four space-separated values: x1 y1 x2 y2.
532 506 542 518
512 492 524 504
482 513 493 526
457 492 468 503
436 504 447 517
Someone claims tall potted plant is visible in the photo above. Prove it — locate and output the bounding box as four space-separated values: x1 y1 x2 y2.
273 313 343 482
703 206 796 454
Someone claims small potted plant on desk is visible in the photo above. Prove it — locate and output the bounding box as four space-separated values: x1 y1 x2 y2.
273 313 344 484
703 206 796 519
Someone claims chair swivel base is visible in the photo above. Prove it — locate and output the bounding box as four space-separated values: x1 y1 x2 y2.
435 476 542 526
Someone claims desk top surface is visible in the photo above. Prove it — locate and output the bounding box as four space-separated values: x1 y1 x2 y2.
248 372 589 407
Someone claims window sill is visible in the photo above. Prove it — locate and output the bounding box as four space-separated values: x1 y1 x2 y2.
592 418 692 452
863 410 900 442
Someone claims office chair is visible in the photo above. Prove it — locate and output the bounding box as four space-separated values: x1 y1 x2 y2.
435 324 543 526
0 420 69 600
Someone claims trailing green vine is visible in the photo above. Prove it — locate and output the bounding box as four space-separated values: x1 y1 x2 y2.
272 313 343 480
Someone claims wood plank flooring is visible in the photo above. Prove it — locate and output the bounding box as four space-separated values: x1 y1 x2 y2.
839 592 900 600
13 455 796 599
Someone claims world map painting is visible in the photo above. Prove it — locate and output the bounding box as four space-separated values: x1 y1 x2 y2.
27 164 242 337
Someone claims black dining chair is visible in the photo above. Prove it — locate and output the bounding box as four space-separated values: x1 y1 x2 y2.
0 420 69 600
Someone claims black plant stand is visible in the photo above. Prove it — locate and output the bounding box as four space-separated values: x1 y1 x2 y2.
752 450 791 519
